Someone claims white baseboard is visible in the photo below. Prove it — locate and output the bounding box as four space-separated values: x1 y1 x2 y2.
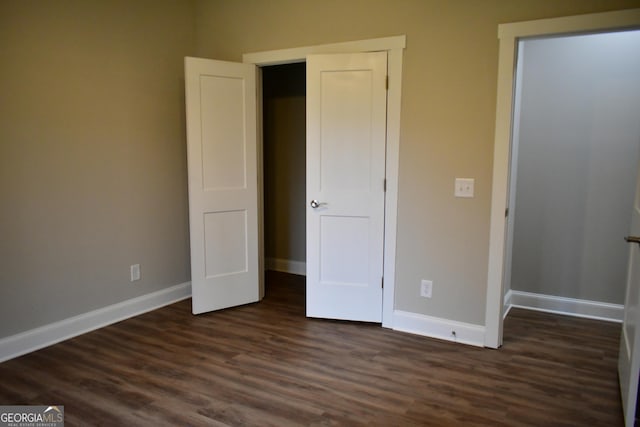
508 290 623 323
266 257 306 276
393 310 486 347
0 281 192 363
503 289 513 319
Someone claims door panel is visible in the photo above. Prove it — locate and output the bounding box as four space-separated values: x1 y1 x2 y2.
185 57 259 315
306 52 387 322
200 75 248 190
619 164 640 427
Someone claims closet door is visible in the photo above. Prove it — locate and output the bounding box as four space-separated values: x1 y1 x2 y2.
306 52 387 322
185 57 260 314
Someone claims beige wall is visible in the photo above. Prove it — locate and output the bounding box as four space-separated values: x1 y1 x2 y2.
0 0 195 337
195 0 640 325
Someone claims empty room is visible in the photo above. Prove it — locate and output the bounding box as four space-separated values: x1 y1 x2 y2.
1 1 640 425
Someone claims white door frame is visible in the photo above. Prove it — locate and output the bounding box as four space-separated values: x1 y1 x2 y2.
485 9 640 348
243 35 405 328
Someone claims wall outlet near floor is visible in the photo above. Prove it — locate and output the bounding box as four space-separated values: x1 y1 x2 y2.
420 280 433 298
130 264 141 282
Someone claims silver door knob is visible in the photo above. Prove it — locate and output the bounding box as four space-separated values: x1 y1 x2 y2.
310 200 326 208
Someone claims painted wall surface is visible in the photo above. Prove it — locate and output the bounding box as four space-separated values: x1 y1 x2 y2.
0 1 195 338
511 31 640 304
195 0 640 325
263 63 306 263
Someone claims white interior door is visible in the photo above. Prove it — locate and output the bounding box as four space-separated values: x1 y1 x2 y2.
184 57 260 315
306 52 387 322
619 164 640 427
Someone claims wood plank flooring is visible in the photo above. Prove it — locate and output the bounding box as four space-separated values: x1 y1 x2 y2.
0 271 624 426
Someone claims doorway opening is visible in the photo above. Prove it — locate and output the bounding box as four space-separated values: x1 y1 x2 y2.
262 62 307 306
503 30 640 326
503 29 640 426
485 10 640 349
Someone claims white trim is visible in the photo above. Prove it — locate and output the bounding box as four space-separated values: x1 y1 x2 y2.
485 8 640 349
393 310 486 347
243 36 405 329
508 291 623 323
499 9 640 39
501 46 525 311
484 33 516 349
243 36 406 65
0 282 191 363
382 47 403 329
266 258 306 276
257 67 265 300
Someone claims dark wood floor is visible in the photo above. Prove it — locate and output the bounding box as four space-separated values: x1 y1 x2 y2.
0 271 623 426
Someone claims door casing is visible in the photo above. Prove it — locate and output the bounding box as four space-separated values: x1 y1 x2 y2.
486 9 640 348
243 36 405 328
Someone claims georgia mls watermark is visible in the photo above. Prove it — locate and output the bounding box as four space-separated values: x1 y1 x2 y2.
0 406 63 427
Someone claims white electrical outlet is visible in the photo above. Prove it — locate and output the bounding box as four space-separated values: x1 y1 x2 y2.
420 280 433 298
454 178 475 198
130 264 141 282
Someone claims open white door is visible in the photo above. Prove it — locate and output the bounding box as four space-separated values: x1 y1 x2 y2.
306 52 387 322
184 57 260 314
620 163 640 426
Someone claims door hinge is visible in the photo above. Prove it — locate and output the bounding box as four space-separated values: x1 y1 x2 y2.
505 208 509 217
385 76 389 90
383 178 387 192
381 277 384 289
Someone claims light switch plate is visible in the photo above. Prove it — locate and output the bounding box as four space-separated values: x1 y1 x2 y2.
455 178 474 198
